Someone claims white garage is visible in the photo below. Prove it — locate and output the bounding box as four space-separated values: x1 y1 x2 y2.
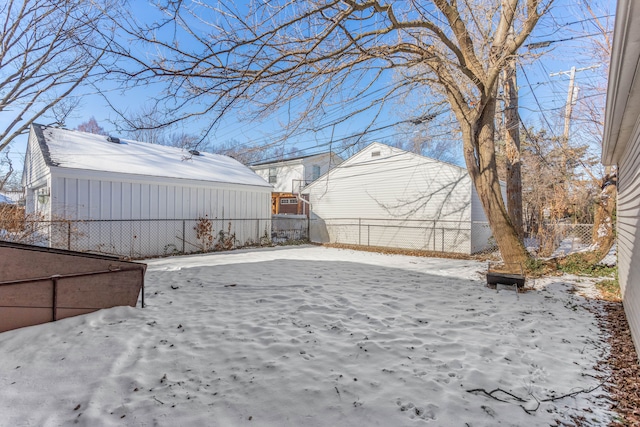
22 124 272 257
303 142 498 255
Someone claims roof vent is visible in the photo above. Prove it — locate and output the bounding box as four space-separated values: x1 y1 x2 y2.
107 136 120 144
371 150 381 157
188 149 201 156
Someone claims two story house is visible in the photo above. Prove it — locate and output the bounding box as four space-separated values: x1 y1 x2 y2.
251 151 343 215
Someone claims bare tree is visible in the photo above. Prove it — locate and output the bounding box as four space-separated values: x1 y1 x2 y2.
76 117 107 135
573 1 615 261
114 0 552 265
119 104 168 145
520 128 598 255
0 151 15 191
117 104 206 151
0 0 116 152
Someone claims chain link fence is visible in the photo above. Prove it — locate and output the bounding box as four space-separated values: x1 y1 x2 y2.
0 214 601 261
0 218 274 258
308 218 601 259
309 218 496 255
525 223 595 257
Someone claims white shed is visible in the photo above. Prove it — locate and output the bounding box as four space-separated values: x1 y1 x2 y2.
22 124 272 256
602 0 640 356
303 142 498 254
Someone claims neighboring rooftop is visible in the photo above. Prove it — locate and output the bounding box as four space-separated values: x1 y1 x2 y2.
33 124 271 188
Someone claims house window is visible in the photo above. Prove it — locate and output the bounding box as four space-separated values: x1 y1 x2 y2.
312 165 321 180
268 168 277 184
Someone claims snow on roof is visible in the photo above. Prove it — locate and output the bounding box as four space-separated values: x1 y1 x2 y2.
34 125 271 188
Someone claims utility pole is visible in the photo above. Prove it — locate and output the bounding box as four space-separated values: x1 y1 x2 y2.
549 64 600 181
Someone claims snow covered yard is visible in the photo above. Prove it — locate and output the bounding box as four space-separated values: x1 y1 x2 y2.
0 246 613 426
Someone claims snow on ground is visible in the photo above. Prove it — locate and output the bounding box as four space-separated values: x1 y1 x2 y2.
0 246 613 426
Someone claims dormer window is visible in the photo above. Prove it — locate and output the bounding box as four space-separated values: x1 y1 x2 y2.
312 165 321 180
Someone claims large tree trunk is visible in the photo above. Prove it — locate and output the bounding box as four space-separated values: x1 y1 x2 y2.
462 98 529 268
503 58 524 238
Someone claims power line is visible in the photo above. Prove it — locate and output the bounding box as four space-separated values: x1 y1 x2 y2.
525 31 613 50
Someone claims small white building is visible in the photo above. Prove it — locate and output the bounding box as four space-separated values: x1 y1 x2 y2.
602 0 640 356
0 190 24 205
22 124 272 256
251 151 342 215
303 142 497 254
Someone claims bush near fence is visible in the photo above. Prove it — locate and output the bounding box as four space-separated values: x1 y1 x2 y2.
0 218 272 258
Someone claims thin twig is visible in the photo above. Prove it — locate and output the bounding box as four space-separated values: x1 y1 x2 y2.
467 377 611 415
467 388 527 403
539 376 610 403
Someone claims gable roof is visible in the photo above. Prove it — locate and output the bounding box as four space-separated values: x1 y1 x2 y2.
301 142 476 194
31 124 271 188
302 142 467 192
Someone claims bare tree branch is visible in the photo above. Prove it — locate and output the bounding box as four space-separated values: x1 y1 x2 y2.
0 0 118 152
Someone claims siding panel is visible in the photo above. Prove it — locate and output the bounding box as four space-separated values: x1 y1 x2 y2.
122 182 132 219
76 179 89 219
618 128 640 351
306 144 483 254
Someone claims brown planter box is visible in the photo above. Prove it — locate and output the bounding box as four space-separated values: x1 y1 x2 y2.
0 241 146 333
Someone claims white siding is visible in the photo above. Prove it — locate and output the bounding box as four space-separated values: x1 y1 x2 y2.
46 170 271 257
254 162 305 193
307 143 484 254
51 172 270 220
310 144 471 220
252 153 342 193
470 186 491 253
617 124 640 352
22 132 51 216
301 153 338 183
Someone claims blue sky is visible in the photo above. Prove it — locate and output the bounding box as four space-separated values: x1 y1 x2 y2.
2 0 613 175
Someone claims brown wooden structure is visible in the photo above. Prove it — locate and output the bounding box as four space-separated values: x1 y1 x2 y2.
272 192 309 216
0 241 146 333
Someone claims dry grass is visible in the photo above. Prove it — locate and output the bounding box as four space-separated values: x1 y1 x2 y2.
596 280 622 303
318 242 475 260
